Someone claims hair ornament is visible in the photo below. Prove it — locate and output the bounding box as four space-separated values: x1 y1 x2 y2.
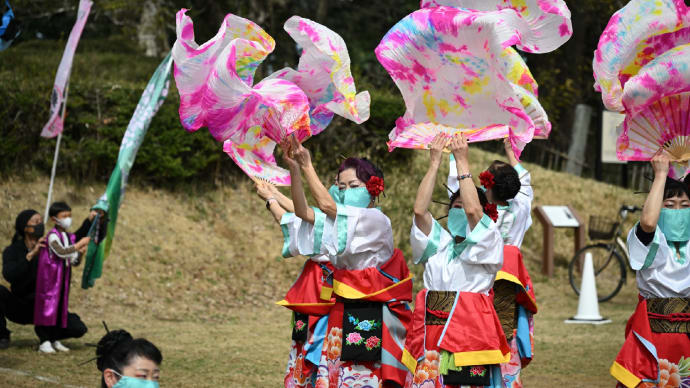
479 170 495 190
484 203 499 222
366 176 385 197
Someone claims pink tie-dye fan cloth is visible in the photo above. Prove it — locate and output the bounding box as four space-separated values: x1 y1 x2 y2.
593 0 690 179
172 10 369 185
420 0 572 54
376 2 568 156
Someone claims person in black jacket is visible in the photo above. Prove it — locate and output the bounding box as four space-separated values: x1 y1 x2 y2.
2 208 89 351
0 209 46 348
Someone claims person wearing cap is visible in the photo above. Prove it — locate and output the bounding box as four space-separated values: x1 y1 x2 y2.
34 201 89 354
0 209 46 349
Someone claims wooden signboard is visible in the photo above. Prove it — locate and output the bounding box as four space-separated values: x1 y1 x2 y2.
533 205 585 277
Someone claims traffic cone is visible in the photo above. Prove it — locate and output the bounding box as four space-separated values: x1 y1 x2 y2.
564 252 611 325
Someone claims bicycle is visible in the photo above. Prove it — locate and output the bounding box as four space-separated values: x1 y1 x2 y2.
568 205 641 302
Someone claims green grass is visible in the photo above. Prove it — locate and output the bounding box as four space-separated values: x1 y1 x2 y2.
0 146 644 387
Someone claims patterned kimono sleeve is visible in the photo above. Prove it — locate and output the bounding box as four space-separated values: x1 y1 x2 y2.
279 207 334 258
460 215 504 270
627 223 667 271
410 215 452 264
48 233 79 262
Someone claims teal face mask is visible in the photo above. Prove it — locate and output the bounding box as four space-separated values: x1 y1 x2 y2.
342 187 372 208
112 373 159 388
658 208 690 242
447 208 468 238
328 185 343 204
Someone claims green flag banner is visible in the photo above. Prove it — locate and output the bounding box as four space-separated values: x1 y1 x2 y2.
82 53 173 289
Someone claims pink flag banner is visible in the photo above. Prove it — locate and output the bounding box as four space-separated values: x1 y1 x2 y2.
41 0 92 138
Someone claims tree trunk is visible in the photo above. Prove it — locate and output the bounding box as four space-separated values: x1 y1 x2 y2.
137 0 161 57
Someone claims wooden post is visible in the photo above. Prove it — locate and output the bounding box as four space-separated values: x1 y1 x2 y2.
533 206 585 278
533 207 555 277
570 205 586 254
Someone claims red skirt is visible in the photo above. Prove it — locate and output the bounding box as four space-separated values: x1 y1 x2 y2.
611 296 690 388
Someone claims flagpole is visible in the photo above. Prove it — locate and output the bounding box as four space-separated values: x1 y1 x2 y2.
44 84 69 224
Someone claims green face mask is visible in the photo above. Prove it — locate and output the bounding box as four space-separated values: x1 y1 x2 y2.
342 187 372 208
447 208 468 238
112 372 159 388
658 208 690 242
328 185 343 204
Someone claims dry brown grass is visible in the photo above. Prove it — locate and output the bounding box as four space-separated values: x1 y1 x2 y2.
0 146 645 387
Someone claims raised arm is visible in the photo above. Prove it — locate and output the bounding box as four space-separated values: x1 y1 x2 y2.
255 180 288 224
449 134 483 228
254 178 295 213
640 151 669 233
504 137 519 167
413 134 448 235
290 136 338 219
273 188 295 213
281 138 316 224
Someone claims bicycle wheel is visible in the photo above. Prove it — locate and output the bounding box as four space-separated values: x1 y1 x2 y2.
568 243 626 302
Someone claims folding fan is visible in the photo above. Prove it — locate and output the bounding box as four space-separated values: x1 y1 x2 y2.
617 92 690 179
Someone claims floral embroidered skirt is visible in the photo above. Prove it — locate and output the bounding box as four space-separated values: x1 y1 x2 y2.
286 313 329 388
314 299 410 388
286 339 318 388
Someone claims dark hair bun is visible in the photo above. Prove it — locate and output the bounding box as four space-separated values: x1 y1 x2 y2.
96 330 133 371
489 162 520 202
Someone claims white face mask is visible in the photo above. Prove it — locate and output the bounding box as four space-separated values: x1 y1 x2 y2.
56 217 72 230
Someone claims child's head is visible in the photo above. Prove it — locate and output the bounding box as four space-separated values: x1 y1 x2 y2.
485 160 521 203
49 201 72 230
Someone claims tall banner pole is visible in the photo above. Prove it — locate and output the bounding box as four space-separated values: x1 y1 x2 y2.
44 83 69 224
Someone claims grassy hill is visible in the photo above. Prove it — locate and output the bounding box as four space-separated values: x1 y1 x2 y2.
0 147 643 387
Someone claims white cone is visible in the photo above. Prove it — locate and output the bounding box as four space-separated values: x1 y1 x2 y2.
564 252 611 325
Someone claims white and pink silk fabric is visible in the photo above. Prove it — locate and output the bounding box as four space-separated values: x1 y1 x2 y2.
593 0 690 178
172 10 369 185
375 0 571 157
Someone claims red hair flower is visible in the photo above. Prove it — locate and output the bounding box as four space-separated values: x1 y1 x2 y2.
479 170 495 190
484 203 498 222
366 176 385 197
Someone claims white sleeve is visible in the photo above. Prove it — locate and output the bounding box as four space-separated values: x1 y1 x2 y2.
627 223 669 271
279 208 334 258
458 215 504 270
334 205 393 256
325 206 394 269
410 215 452 264
447 154 458 197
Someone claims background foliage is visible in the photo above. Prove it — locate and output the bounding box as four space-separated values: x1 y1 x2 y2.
0 0 627 186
